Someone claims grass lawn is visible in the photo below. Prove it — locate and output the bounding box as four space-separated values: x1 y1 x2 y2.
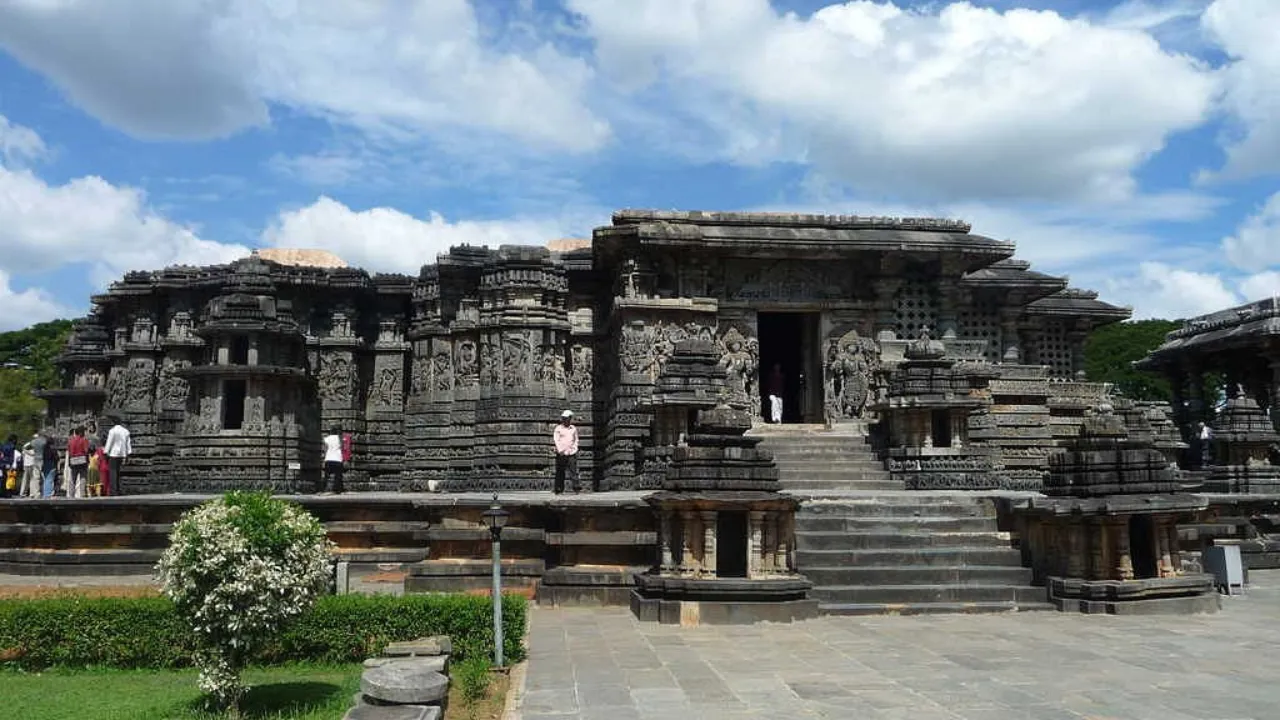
0 664 362 720
0 664 512 720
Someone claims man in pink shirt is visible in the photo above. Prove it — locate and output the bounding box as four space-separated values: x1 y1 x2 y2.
553 409 580 494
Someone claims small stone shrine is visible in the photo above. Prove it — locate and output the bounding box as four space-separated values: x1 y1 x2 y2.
631 339 818 625
1204 393 1280 493
1015 405 1218 614
875 329 1002 490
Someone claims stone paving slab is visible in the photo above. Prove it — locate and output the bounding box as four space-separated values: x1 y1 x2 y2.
517 571 1280 719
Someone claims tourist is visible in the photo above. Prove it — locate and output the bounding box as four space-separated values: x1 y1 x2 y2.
95 443 111 496
766 363 785 424
66 426 90 498
87 442 101 497
1199 422 1213 467
1 434 15 498
553 410 580 494
40 435 58 498
20 435 39 498
103 418 132 494
321 428 345 494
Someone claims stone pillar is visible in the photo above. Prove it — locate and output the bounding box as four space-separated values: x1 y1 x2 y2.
1166 524 1182 576
1185 361 1205 429
1169 374 1189 444
748 511 764 578
762 512 778 574
700 510 717 578
1088 518 1107 581
1156 520 1173 578
658 510 674 573
1114 519 1134 581
1270 357 1280 431
1000 311 1022 364
873 279 903 342
1067 329 1088 379
1066 521 1085 578
777 513 792 573
936 282 960 340
681 511 700 576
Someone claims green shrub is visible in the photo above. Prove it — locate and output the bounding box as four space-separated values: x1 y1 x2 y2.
0 593 526 671
453 655 492 704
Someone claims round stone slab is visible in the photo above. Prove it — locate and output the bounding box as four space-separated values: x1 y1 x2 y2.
344 704 440 720
361 659 449 705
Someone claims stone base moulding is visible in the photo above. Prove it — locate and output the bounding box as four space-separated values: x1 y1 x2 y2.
1047 574 1221 615
629 575 819 626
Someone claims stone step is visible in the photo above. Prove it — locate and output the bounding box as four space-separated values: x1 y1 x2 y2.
796 530 1013 551
795 547 1024 568
778 467 889 478
819 601 1056 616
811 583 1048 605
765 446 878 457
783 481 903 492
778 471 890 481
798 503 995 520
801 565 1034 586
768 456 880 468
798 516 1000 534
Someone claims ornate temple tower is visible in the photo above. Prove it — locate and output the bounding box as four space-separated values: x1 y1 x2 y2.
173 261 320 491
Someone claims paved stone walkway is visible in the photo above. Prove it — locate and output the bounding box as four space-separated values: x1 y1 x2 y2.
518 572 1280 719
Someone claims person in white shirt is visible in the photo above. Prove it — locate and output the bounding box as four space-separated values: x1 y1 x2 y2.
321 428 345 494
103 419 132 494
1198 422 1213 468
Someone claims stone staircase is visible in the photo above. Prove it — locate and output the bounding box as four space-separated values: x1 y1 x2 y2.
751 424 897 493
752 424 1052 615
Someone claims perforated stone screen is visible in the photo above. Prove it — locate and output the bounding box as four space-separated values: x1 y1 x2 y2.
894 281 938 340
958 303 1002 363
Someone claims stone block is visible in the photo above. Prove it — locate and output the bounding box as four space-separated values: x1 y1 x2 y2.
361 660 449 705
343 705 441 720
383 635 452 657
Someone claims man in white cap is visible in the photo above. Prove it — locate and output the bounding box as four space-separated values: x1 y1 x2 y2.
553 409 580 494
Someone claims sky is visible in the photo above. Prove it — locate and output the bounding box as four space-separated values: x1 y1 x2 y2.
0 0 1278 330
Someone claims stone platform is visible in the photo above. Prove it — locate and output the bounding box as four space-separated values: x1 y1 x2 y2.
0 492 653 603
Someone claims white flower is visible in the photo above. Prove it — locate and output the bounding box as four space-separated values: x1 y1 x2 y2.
156 493 335 708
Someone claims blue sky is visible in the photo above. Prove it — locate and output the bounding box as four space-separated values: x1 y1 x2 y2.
0 0 1278 329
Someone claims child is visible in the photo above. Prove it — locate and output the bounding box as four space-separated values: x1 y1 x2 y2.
87 442 101 497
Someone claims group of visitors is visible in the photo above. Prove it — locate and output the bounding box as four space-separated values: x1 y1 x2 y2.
0 419 132 499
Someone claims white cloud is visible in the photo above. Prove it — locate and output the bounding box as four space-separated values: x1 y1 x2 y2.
1222 192 1280 269
1202 0 1280 179
0 269 71 329
0 115 46 166
0 114 250 300
569 0 1218 201
1100 262 1240 319
1240 271 1280 301
0 0 607 151
261 196 595 274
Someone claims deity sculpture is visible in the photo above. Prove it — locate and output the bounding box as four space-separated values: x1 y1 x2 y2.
825 329 877 419
718 327 758 403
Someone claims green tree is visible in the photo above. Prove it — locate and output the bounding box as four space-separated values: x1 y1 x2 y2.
0 319 73 439
1083 319 1180 401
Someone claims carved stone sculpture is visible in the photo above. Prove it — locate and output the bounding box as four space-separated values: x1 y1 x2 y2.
825 329 877 419
717 326 758 404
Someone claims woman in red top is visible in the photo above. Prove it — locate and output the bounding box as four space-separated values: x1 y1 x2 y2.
67 426 90 498
96 445 111 496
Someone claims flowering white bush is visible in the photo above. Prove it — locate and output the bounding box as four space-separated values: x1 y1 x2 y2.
156 491 334 709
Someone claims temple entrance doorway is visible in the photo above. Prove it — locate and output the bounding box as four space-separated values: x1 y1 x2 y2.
757 312 823 424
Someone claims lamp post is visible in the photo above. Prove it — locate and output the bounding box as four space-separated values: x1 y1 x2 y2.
481 493 509 668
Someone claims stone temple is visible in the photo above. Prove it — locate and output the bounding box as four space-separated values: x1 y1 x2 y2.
42 210 1130 495
19 209 1169 618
